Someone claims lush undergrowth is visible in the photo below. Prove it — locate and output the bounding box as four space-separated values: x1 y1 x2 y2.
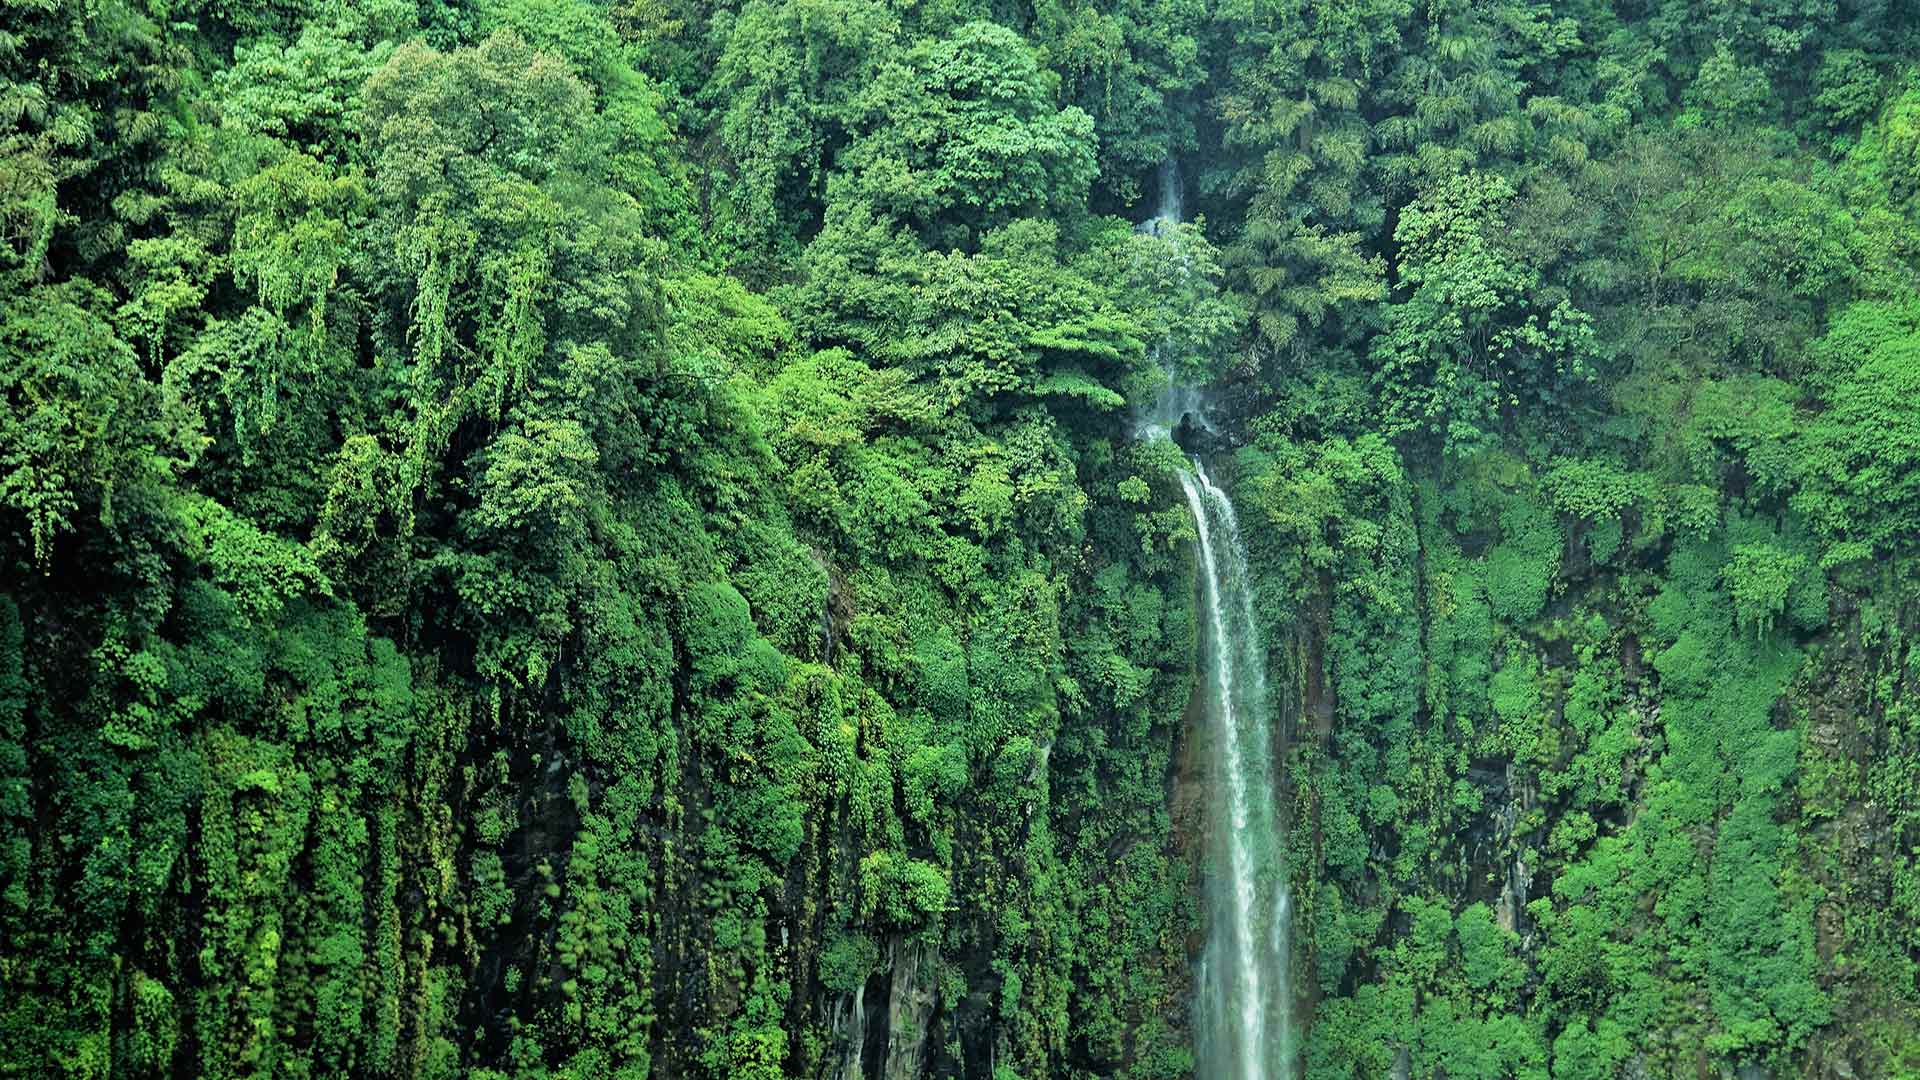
4 0 1920 1077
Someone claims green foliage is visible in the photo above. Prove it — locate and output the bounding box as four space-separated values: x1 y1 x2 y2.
1484 486 1564 625
1794 306 1920 561
0 282 169 562
703 0 899 260
1723 542 1825 636
835 22 1097 247
818 928 880 992
1237 432 1410 611
1371 173 1600 455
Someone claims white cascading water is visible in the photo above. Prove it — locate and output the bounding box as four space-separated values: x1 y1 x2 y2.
1182 461 1291 1080
1136 160 1292 1080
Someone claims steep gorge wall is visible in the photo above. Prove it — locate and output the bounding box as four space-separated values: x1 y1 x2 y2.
1241 449 1920 1079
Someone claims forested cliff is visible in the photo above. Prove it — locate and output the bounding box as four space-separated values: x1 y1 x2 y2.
4 0 1920 1076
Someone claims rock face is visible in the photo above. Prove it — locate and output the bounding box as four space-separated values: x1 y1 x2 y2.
1492 762 1536 937
835 982 869 1080
882 934 938 1080
1171 412 1232 461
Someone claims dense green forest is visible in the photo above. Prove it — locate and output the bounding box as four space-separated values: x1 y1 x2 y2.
6 0 1920 1074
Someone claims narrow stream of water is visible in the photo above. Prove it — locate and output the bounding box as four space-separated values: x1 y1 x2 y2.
1137 158 1292 1078
1180 461 1291 1080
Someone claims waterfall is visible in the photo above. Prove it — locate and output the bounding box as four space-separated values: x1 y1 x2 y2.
1138 158 1184 236
1156 158 1183 228
1182 461 1291 1080
1138 161 1292 1080
841 981 866 1080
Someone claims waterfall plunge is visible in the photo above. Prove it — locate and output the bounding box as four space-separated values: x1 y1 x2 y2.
1181 462 1291 1080
1136 161 1292 1080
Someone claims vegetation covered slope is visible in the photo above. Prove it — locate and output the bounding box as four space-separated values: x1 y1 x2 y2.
1 0 1918 1077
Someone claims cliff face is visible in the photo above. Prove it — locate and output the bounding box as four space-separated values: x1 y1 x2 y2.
1253 453 1920 1079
